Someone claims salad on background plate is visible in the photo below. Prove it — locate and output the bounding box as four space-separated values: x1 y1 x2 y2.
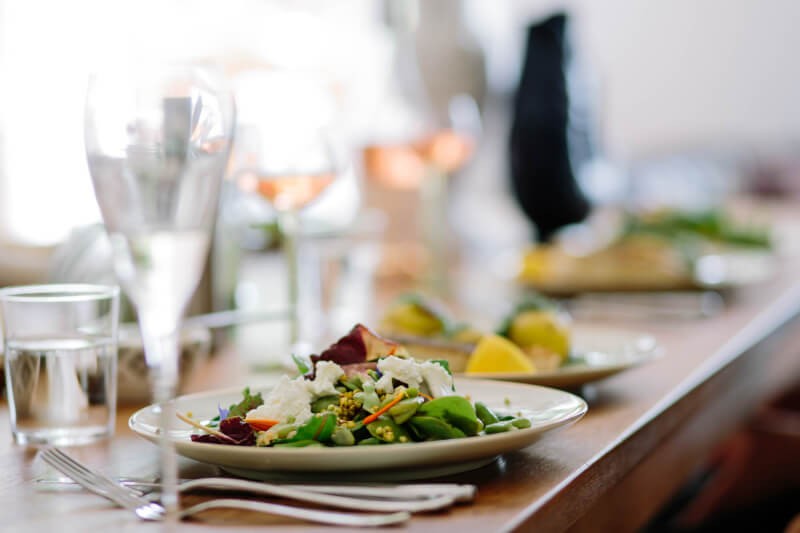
378 293 661 387
519 207 775 294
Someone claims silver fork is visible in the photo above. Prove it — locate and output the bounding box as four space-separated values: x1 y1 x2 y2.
39 476 477 502
39 449 410 526
39 448 467 512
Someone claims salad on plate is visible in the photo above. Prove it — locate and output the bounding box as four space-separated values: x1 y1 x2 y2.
178 324 532 448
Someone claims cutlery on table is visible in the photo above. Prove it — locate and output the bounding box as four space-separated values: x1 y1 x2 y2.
36 449 476 506
37 476 476 502
39 448 410 526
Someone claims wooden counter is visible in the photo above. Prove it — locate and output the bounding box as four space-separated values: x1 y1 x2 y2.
2 249 800 533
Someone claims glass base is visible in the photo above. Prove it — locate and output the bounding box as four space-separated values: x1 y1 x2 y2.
13 425 113 446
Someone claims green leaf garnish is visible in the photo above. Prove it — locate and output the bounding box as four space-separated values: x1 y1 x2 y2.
226 387 264 420
430 360 452 376
291 354 311 375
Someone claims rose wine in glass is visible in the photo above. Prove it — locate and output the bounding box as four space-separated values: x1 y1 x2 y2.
231 69 342 355
85 64 235 517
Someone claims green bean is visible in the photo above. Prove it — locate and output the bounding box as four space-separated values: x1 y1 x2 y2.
276 424 298 439
367 417 412 443
388 398 421 425
484 421 514 434
475 402 500 426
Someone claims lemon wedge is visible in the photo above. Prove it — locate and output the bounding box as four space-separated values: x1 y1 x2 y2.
466 334 536 374
507 309 570 360
380 302 444 336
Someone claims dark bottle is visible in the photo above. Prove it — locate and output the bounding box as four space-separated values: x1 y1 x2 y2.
509 13 591 242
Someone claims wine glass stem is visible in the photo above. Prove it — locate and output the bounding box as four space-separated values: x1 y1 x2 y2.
420 165 449 295
141 327 180 518
278 209 301 347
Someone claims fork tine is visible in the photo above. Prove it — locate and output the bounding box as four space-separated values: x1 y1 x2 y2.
41 457 141 509
40 450 146 509
47 448 128 488
41 450 132 496
44 448 143 497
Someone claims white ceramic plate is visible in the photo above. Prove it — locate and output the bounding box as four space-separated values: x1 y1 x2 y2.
521 248 775 295
463 326 662 388
129 378 587 481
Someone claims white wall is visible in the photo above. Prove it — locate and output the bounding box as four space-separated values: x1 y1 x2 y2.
2 0 800 245
577 0 800 159
469 0 800 160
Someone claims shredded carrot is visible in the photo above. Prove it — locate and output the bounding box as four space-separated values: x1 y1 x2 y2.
419 392 434 402
245 418 280 431
363 391 406 425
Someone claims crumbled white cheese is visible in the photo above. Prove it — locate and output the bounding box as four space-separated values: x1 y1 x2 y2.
245 362 345 425
419 362 455 398
376 356 454 398
305 361 344 399
375 372 395 394
246 375 312 425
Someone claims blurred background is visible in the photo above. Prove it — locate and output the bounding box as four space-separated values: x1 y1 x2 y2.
2 2 800 529
1 0 799 352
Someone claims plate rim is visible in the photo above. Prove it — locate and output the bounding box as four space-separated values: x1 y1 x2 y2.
458 325 663 383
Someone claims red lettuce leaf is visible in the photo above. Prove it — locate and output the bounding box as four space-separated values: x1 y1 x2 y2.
191 417 256 446
311 325 368 368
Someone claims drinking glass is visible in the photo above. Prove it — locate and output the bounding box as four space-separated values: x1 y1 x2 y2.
231 69 343 356
362 2 481 295
1 284 119 446
84 64 235 515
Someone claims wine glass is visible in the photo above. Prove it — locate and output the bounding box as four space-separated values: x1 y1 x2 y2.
362 2 481 295
230 69 343 356
84 63 235 516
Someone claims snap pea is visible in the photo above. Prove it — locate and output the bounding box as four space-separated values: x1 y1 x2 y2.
484 421 514 434
331 426 355 446
378 390 403 410
367 417 412 443
311 395 339 413
406 387 419 398
348 374 364 390
511 417 531 429
275 424 298 439
274 439 324 448
498 415 515 421
357 437 382 445
475 402 500 426
388 398 422 425
354 381 380 412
